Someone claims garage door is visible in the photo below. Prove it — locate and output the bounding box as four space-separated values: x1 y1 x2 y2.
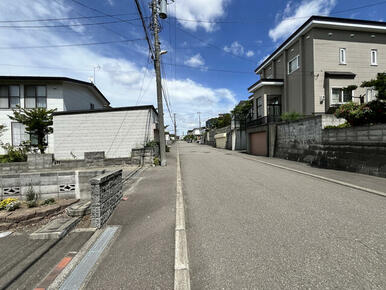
249 132 267 156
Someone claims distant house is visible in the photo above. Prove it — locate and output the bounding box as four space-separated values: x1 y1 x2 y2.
246 16 386 156
0 76 109 154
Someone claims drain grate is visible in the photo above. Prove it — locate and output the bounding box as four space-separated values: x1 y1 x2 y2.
59 226 119 290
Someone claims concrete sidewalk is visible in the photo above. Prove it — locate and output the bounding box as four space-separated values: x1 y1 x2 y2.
230 149 386 194
84 147 177 289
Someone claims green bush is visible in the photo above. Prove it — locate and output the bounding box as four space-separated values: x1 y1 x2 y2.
281 112 304 122
27 200 38 208
41 198 55 206
165 146 170 152
153 157 160 166
335 100 386 126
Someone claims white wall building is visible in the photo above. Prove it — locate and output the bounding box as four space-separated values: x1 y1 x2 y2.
53 106 159 159
0 76 110 154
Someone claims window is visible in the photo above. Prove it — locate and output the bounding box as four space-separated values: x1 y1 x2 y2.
25 85 47 108
371 49 377 65
90 103 95 110
288 55 299 74
339 48 346 64
331 88 353 105
366 88 377 102
257 97 263 118
0 85 20 108
11 122 29 146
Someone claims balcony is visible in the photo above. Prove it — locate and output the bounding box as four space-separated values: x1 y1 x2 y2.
246 115 281 128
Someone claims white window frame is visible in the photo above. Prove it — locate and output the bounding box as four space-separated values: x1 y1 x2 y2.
339 48 346 64
371 49 377 66
366 88 377 102
287 55 299 74
330 87 354 105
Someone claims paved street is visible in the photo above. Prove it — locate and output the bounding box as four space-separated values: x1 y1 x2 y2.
179 142 386 289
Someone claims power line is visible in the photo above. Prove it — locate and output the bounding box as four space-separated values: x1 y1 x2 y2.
133 0 154 56
0 38 144 50
176 26 256 64
70 0 139 28
0 18 145 29
0 13 138 23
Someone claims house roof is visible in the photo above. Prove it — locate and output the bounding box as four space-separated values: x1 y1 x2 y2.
255 16 386 74
0 76 110 105
248 79 284 93
53 105 158 116
325 71 356 79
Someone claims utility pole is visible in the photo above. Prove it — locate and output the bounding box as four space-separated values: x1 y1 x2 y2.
151 0 167 166
197 112 201 128
173 113 177 139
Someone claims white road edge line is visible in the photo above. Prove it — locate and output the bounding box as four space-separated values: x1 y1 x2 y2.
175 143 191 290
243 155 386 198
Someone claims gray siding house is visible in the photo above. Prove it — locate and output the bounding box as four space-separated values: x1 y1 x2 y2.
246 16 386 156
248 16 386 121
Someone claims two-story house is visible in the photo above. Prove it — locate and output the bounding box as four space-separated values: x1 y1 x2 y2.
246 16 386 155
0 76 110 154
248 15 386 123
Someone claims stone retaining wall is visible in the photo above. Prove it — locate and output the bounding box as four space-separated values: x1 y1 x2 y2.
90 169 123 228
274 115 386 177
131 146 159 165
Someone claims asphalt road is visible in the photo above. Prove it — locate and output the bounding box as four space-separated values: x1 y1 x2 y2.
179 142 386 289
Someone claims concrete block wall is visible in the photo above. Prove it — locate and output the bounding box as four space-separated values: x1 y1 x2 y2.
131 146 159 165
90 169 123 228
0 169 105 200
322 124 386 145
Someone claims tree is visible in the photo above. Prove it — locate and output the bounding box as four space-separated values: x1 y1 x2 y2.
231 100 252 121
9 107 56 153
361 72 386 100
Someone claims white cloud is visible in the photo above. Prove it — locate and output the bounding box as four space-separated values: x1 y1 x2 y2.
107 0 114 6
224 41 255 58
269 0 336 42
224 41 244 56
0 0 236 136
184 54 205 67
246 50 254 57
169 0 231 32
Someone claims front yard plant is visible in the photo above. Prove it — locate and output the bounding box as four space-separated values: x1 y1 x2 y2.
0 198 20 211
26 184 40 208
335 73 386 126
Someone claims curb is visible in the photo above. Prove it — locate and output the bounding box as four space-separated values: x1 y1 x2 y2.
174 144 191 290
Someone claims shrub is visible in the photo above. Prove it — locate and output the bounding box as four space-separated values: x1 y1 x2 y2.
41 198 55 206
335 100 386 126
0 143 28 163
281 112 304 122
6 201 21 211
26 184 40 201
153 157 160 166
165 146 170 152
0 198 19 210
324 122 351 129
27 200 38 208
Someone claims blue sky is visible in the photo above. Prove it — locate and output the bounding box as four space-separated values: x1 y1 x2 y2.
0 0 384 134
